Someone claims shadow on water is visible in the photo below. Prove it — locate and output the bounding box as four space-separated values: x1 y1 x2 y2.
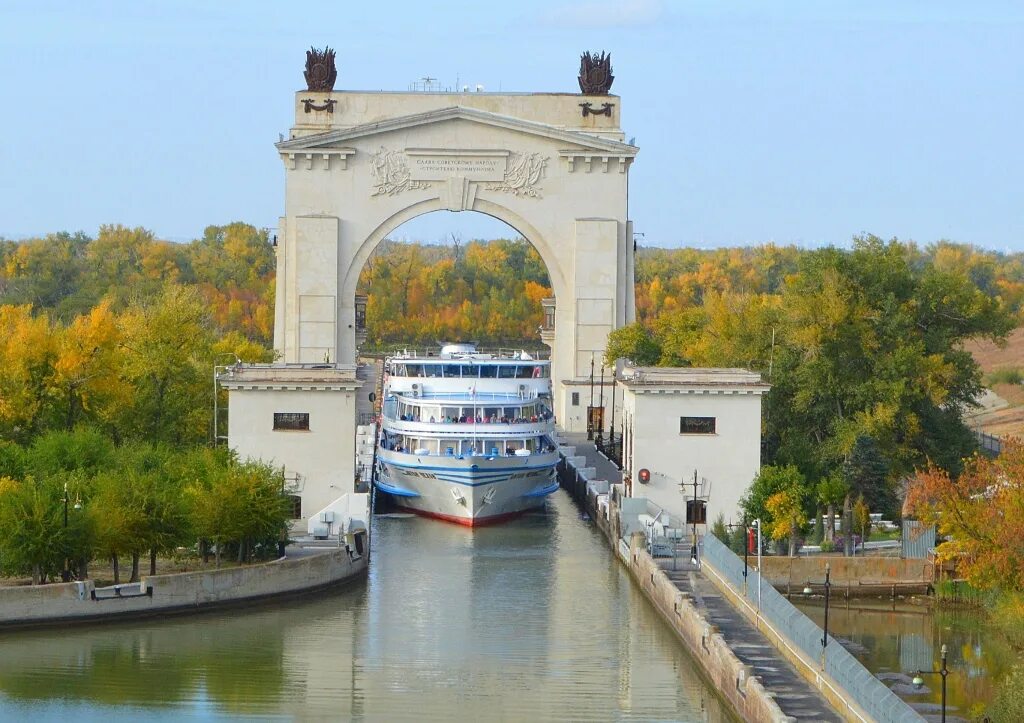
794 599 1017 720
0 492 734 721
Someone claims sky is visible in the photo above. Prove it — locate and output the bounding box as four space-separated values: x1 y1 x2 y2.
0 1 1021 251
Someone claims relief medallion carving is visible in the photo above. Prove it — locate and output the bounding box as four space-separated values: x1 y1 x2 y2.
370 147 431 196
369 148 548 199
485 152 549 198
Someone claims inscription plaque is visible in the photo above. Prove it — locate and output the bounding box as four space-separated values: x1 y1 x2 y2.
405 149 508 181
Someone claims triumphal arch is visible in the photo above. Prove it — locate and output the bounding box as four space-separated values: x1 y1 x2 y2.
272 50 637 431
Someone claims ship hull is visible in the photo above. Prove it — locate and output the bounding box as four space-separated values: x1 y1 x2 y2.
376 450 559 526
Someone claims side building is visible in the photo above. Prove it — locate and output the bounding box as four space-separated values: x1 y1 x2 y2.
618 366 768 528
219 364 362 529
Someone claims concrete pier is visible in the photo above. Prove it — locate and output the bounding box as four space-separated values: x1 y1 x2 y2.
558 434 858 722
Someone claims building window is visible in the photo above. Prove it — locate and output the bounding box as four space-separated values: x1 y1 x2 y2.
286 494 302 519
274 412 310 431
680 416 716 435
571 392 580 406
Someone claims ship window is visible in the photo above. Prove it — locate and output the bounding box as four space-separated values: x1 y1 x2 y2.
498 365 516 378
273 413 309 431
444 364 461 378
680 416 716 434
480 365 497 378
425 364 442 377
571 393 580 406
515 365 532 379
460 365 477 378
405 364 423 377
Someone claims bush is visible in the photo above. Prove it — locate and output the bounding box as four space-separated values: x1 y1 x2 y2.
988 665 1024 722
819 540 836 553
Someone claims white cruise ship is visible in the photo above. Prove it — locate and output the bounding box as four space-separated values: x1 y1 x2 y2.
375 343 560 526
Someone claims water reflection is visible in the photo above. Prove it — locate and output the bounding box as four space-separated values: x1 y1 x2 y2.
794 600 1016 719
0 492 733 721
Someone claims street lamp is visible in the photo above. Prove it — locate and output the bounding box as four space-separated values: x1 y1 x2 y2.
213 353 242 444
753 518 762 611
802 562 832 662
913 644 949 723
62 482 70 582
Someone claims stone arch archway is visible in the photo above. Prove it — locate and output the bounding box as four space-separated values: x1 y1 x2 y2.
273 94 638 431
341 197 568 315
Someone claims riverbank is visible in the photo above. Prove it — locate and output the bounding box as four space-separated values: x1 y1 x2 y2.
0 544 367 630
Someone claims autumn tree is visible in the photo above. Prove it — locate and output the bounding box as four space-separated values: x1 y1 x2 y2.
117 286 214 445
906 442 1024 591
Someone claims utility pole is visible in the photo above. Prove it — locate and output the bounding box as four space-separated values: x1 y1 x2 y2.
597 363 605 446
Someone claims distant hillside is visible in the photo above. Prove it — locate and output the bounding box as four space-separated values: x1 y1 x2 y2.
965 327 1024 438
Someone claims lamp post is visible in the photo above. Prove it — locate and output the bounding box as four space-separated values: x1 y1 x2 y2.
802 562 832 664
212 353 242 445
913 644 949 723
62 482 70 582
753 518 762 612
587 353 595 440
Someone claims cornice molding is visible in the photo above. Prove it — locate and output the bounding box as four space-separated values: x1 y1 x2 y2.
276 106 639 156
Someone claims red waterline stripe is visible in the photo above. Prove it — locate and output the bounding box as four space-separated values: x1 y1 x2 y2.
395 505 529 527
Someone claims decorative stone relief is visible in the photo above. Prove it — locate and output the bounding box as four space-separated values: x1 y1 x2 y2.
485 152 548 198
370 147 431 196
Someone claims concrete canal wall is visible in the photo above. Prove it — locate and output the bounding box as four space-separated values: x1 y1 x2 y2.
558 445 923 723
620 533 796 723
557 450 795 723
0 547 367 629
758 557 933 596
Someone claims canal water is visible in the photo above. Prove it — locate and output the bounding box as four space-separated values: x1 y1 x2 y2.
0 491 732 721
794 600 1017 720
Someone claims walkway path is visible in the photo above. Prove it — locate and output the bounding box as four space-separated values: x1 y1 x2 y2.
562 432 843 722
662 556 842 722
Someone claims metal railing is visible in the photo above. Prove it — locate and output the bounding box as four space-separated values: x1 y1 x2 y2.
702 533 921 723
975 430 1003 456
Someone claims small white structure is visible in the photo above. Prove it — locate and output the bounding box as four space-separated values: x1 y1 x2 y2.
219 364 362 528
618 367 768 529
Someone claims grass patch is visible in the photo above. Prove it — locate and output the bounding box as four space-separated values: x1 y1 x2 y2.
987 367 1024 386
933 579 1000 607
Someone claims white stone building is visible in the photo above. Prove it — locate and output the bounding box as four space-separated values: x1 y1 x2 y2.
618 367 769 529
220 364 361 523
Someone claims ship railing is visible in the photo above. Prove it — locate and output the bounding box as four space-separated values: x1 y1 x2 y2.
391 391 545 402
382 446 559 459
386 347 551 360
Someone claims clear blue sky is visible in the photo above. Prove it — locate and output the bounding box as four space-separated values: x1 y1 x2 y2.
1 1 1021 250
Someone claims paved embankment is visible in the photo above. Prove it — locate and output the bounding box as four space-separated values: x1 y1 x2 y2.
662 559 842 722
559 433 844 722
0 545 366 629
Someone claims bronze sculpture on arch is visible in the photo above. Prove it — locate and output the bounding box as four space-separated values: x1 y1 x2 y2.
578 51 614 95
304 46 338 92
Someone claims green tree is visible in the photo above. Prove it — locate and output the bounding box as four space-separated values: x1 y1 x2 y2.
816 472 847 544
604 322 662 366
741 464 806 527
0 476 67 583
843 435 893 518
187 459 289 568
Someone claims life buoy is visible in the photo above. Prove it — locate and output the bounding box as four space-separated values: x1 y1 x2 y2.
532 365 541 378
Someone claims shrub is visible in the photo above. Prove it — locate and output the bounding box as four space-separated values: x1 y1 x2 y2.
988 665 1024 722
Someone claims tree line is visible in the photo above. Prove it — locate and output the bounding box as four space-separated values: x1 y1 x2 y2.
0 428 291 585
611 236 1017 551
